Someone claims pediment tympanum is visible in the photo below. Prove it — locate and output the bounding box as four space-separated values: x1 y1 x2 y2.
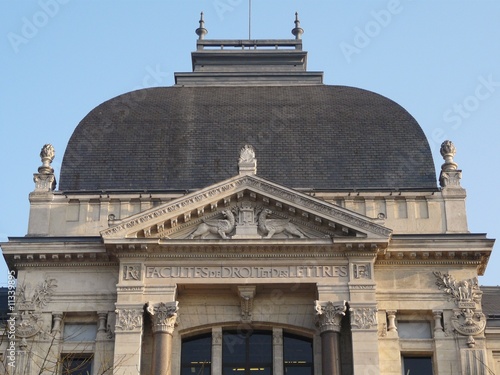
100 175 392 243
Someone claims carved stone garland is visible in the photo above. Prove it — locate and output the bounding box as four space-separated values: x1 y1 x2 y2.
433 272 485 347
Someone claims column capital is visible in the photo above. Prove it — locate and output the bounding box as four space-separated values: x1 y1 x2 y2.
314 300 346 333
147 301 179 334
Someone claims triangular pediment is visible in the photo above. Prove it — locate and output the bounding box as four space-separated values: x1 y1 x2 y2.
100 175 392 242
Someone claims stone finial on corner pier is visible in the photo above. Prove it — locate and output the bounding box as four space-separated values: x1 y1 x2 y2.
291 12 304 40
238 144 257 175
439 140 462 188
195 12 208 40
33 144 56 192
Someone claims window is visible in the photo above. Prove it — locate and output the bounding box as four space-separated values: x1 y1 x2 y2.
402 356 433 375
223 330 273 375
181 333 212 375
283 333 313 375
61 355 93 375
181 330 314 375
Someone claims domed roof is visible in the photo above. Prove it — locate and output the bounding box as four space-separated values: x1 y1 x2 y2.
59 85 437 191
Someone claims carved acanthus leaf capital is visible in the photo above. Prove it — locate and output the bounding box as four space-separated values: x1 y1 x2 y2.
314 300 346 333
147 301 179 334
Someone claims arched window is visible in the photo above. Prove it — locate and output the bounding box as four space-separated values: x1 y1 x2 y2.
181 333 212 375
223 330 273 375
283 333 313 375
181 329 313 375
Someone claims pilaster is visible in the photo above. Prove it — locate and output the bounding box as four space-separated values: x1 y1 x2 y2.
273 328 284 375
113 306 144 375
349 304 380 375
212 327 223 375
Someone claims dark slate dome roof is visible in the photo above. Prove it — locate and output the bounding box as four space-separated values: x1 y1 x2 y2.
59 85 437 191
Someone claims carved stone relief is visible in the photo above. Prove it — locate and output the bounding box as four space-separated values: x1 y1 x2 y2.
350 307 377 330
353 263 371 279
123 264 142 281
183 205 312 240
257 208 308 239
433 272 486 347
15 277 58 338
115 308 143 331
187 209 236 239
238 286 256 323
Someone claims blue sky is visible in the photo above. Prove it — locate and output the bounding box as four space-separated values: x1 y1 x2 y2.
1 0 499 285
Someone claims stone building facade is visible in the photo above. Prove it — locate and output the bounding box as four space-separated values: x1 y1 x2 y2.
1 15 498 375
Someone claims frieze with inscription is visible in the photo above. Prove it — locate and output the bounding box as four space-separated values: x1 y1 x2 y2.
145 265 348 279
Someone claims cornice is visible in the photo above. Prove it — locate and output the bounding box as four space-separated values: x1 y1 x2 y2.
13 261 119 268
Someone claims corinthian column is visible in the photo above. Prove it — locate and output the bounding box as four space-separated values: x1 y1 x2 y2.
314 300 346 375
147 301 179 375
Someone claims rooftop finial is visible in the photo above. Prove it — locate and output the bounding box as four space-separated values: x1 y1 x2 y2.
34 144 56 192
195 12 208 40
440 140 458 172
238 145 257 175
38 144 55 174
291 12 304 40
439 140 462 188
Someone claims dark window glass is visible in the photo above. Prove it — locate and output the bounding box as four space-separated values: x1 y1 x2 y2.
181 334 212 375
223 330 272 375
402 356 433 375
283 333 313 375
61 356 92 375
